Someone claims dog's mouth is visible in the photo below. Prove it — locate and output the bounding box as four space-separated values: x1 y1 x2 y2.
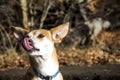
22 37 39 51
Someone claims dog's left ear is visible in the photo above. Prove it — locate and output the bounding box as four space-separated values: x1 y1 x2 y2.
12 26 29 41
50 22 69 43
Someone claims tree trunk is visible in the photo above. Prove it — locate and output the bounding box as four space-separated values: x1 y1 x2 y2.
20 0 28 29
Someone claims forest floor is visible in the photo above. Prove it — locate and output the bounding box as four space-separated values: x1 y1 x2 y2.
0 28 120 69
0 64 120 80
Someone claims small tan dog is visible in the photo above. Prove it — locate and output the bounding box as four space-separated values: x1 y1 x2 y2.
13 22 69 80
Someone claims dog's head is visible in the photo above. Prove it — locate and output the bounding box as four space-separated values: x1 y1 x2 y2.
13 22 69 56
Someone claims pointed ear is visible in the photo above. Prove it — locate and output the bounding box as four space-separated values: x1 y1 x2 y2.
50 22 69 43
12 26 29 41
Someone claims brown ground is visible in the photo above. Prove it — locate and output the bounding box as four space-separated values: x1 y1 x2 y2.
0 64 120 80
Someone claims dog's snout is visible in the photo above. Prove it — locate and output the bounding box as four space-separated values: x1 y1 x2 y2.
25 35 33 43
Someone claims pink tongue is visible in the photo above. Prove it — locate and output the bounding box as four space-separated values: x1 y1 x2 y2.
23 38 33 50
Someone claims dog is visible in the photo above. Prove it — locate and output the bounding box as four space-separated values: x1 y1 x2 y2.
13 22 69 80
85 17 110 40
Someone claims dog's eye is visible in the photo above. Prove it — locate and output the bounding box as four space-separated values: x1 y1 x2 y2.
38 34 44 38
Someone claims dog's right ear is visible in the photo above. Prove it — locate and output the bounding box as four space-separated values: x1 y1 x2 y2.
50 22 69 43
11 26 29 41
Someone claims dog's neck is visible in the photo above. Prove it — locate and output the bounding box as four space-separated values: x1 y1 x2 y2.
29 47 59 76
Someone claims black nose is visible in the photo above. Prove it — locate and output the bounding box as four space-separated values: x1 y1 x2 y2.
26 35 30 38
28 39 33 43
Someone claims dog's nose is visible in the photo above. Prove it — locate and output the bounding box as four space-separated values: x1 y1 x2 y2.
26 35 30 38
28 39 33 43
25 35 33 44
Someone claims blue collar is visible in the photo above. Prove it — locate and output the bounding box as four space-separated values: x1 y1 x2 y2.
33 68 60 80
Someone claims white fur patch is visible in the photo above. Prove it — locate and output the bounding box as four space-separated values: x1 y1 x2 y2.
30 37 54 56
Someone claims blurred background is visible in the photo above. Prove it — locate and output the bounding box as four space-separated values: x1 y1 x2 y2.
0 0 120 70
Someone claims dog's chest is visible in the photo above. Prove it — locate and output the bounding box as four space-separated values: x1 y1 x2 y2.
35 56 58 75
